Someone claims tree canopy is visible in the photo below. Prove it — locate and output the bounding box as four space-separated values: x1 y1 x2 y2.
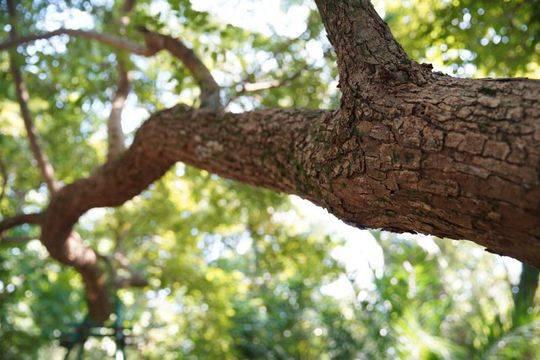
0 0 538 358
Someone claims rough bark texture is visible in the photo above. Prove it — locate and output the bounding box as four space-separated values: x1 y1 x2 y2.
41 77 540 267
2 0 539 322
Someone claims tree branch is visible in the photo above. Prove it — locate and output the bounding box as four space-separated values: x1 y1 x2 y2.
138 28 221 110
0 236 32 246
106 1 135 161
0 212 43 234
512 263 539 327
314 0 432 111
7 0 59 195
1 26 221 111
5 0 539 324
226 70 303 106
107 60 130 161
0 157 8 203
39 72 540 267
0 28 150 55
111 252 148 288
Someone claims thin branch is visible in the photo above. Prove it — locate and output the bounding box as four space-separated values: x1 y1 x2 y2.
7 0 59 195
0 236 33 246
0 212 43 234
226 70 304 106
114 257 148 288
139 28 221 110
1 26 221 111
107 60 130 161
101 252 148 289
106 0 135 161
0 28 150 55
0 157 8 203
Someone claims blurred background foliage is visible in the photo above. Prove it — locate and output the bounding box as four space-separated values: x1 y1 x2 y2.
0 0 538 358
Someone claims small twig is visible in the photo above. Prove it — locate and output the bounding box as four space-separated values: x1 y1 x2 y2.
1 26 221 111
226 70 304 106
7 0 59 195
101 251 148 289
0 236 33 246
0 157 8 203
0 28 150 55
106 0 136 161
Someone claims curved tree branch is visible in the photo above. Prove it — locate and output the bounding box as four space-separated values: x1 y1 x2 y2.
0 212 43 234
3 0 219 321
39 75 540 266
138 28 221 110
1 27 221 111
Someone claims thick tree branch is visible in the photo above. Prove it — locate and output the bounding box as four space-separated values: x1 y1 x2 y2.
40 72 540 267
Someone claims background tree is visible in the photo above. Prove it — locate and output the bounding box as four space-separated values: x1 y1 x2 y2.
0 0 538 358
